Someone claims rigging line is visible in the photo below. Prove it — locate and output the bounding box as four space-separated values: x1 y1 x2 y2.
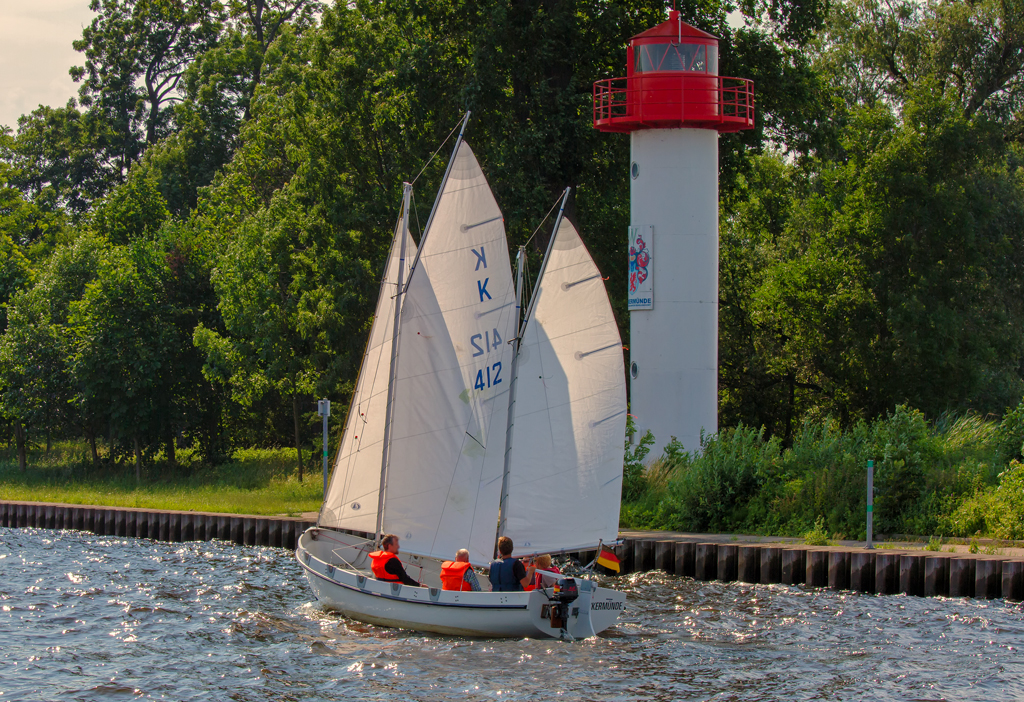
524 193 567 248
410 116 465 186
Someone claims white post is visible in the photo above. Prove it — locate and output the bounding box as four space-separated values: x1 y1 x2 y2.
318 399 331 500
866 459 874 549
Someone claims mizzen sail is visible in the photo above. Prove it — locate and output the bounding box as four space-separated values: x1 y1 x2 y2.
504 217 627 555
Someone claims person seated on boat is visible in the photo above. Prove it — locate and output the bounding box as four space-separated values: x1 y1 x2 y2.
488 536 535 592
531 553 561 590
368 534 420 587
440 549 482 591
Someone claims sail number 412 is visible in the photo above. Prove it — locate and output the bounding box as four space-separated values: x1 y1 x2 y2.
475 363 502 391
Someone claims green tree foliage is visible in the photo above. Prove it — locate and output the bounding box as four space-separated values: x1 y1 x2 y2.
68 230 223 477
7 105 115 216
0 234 106 468
720 1 1024 437
70 0 224 174
91 166 171 244
622 405 1019 538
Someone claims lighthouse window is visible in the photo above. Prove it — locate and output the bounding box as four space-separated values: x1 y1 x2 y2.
634 43 716 74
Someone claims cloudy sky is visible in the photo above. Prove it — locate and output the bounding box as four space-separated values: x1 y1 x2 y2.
0 0 96 131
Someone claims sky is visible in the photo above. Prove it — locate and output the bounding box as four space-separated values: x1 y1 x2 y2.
0 0 97 131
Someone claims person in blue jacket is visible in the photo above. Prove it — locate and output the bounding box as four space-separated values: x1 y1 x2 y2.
489 536 535 592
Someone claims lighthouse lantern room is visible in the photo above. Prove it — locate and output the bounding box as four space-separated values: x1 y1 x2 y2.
594 11 754 453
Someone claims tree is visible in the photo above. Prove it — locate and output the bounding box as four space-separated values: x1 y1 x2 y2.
0 234 105 468
70 241 174 480
196 183 376 479
70 0 224 176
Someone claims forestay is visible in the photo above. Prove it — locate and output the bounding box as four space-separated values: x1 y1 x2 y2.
319 221 415 533
383 143 518 564
504 217 627 555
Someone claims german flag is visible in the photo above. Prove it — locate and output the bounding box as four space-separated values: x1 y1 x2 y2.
596 548 621 573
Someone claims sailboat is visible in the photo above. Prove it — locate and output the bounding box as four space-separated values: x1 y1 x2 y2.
296 121 628 638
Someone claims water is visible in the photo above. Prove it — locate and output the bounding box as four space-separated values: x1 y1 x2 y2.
1 529 1022 702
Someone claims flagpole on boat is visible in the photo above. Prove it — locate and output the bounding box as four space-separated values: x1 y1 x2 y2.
375 182 412 545
406 110 471 285
495 187 571 554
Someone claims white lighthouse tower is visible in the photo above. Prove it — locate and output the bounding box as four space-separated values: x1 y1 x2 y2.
594 11 754 452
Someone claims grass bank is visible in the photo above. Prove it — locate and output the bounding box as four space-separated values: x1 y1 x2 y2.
0 441 323 516
621 402 1024 541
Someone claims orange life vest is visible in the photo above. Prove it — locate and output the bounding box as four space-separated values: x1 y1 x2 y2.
440 560 473 591
369 550 400 581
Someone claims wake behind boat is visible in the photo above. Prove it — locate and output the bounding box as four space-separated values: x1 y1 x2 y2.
296 117 628 639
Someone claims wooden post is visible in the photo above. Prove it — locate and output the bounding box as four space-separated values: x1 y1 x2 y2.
949 558 976 598
899 554 925 596
828 550 850 590
760 547 781 585
695 543 718 581
717 544 738 583
849 551 875 593
875 552 899 595
674 542 695 577
975 558 1003 599
781 548 806 585
738 546 760 584
1001 560 1024 602
806 550 828 587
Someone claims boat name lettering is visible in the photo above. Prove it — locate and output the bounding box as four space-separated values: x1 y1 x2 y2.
591 601 623 611
471 329 503 357
478 278 491 302
472 247 487 270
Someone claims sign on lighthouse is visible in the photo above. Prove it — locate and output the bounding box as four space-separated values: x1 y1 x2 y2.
594 10 754 453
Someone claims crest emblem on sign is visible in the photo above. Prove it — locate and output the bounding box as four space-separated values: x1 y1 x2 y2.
629 234 651 294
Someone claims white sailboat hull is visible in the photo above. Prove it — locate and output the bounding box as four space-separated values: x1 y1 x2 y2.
297 528 625 639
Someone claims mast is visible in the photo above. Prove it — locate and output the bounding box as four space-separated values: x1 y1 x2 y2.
495 187 571 550
407 111 471 285
495 245 526 549
375 182 412 544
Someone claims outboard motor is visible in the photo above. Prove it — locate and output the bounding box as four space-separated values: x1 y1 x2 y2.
549 577 579 629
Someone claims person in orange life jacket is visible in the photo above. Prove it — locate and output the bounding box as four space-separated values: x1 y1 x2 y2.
531 553 561 589
488 536 535 592
440 549 482 591
368 534 419 586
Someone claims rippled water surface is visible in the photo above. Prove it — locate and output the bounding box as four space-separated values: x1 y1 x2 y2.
2 528 1023 701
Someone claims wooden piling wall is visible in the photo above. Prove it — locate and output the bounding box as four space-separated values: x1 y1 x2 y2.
5 500 1023 601
604 533 1024 602
0 500 313 550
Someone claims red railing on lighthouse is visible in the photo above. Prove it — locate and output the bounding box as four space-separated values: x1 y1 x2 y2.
593 76 755 134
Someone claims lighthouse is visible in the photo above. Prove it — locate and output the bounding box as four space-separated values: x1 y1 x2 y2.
593 11 754 452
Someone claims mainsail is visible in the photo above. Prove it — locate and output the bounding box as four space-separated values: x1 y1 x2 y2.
319 219 416 533
382 142 518 564
503 216 627 555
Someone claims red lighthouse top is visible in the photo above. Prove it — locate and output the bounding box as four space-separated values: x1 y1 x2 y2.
593 11 754 133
